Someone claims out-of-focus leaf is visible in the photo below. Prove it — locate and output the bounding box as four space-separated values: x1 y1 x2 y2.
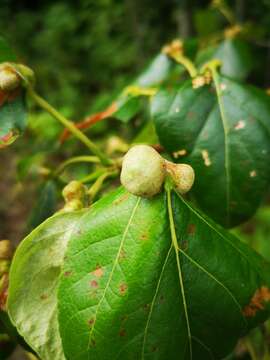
152 75 270 227
8 211 85 360
196 39 254 81
28 180 57 230
0 38 27 148
0 37 16 62
135 53 173 87
132 121 159 145
0 90 27 148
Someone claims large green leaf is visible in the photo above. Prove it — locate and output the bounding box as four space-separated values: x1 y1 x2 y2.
57 188 270 359
196 39 254 81
8 210 86 360
152 75 270 227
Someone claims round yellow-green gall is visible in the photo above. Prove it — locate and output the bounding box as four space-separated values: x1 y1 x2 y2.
166 162 195 194
0 65 20 92
120 145 166 197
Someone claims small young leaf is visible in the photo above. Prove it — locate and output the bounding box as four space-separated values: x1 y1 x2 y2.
152 75 270 227
56 188 270 359
196 39 254 81
8 210 86 360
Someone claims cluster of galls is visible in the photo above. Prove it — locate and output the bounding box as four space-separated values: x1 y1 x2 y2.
120 145 195 198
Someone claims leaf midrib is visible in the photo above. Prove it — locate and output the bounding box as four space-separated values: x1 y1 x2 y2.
86 197 141 354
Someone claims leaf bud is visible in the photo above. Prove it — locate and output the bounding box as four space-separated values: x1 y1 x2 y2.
165 161 195 194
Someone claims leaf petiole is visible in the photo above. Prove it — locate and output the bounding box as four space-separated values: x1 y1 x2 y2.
87 169 118 202
54 155 101 177
27 87 112 166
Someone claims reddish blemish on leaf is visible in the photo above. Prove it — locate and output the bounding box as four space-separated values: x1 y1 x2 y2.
119 249 127 261
90 339 96 347
91 265 104 278
243 286 270 317
119 283 128 295
88 318 95 326
140 232 149 241
90 280 99 288
64 271 72 277
119 329 126 337
187 223 196 235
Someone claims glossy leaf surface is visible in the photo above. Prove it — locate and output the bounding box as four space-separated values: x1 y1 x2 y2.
57 188 270 359
196 39 254 81
8 211 85 360
152 75 270 227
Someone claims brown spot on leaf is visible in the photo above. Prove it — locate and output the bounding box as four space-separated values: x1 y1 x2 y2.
88 318 95 326
151 345 158 352
140 232 149 241
113 193 129 205
119 249 127 261
90 339 96 347
159 295 165 304
119 283 128 295
90 280 99 288
64 271 72 277
243 286 270 317
92 265 104 278
40 294 48 300
119 329 126 337
187 224 196 235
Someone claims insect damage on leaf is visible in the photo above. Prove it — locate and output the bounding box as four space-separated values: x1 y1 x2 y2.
243 286 270 317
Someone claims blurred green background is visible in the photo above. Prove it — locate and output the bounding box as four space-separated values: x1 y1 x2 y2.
1 0 270 358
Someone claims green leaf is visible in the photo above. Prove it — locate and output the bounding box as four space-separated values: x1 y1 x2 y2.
28 180 57 230
135 54 173 87
57 188 270 359
113 96 142 123
196 39 254 81
0 90 27 148
8 210 86 360
0 37 16 62
0 39 27 148
152 75 270 227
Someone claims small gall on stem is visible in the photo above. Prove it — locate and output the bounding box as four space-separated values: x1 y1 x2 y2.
165 161 195 194
62 180 86 211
